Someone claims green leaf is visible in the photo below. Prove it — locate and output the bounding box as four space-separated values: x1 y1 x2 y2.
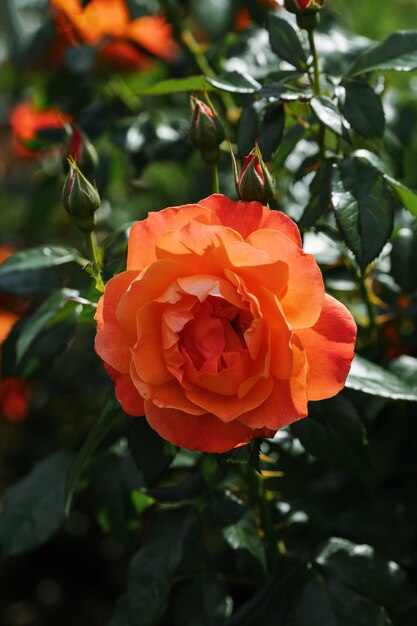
384 175 417 219
291 395 370 471
211 493 266 571
206 71 261 94
0 245 79 275
316 537 415 610
128 418 176 487
299 158 334 228
346 354 417 401
390 227 417 293
339 81 385 139
310 96 348 138
127 507 199 626
226 559 307 626
0 451 73 558
349 30 417 76
291 576 393 626
331 157 395 272
2 288 81 378
266 14 308 71
389 355 417 387
134 75 214 95
65 396 124 515
238 101 285 160
171 575 231 626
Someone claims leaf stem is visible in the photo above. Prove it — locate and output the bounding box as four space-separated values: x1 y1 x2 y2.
85 231 104 293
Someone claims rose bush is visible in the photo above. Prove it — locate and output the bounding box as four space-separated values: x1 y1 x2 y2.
95 194 356 453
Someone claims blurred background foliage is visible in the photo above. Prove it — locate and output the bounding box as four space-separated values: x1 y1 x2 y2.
1 1 417 626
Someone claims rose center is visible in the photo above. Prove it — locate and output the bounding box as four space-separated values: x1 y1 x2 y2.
179 296 252 375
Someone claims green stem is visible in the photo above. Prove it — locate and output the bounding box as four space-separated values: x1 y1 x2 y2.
358 274 379 349
307 28 320 96
211 163 220 194
85 230 104 292
180 29 237 121
307 27 326 160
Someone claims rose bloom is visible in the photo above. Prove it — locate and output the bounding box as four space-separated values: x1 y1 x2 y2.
0 246 31 422
49 0 178 71
9 100 71 158
95 195 356 453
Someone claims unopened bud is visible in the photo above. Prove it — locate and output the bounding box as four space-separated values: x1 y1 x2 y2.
234 145 275 203
189 98 225 164
63 126 99 174
63 158 100 233
284 0 324 12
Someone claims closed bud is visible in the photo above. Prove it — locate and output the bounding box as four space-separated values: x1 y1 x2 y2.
63 158 100 233
235 145 275 203
189 98 225 164
62 126 99 175
284 0 324 12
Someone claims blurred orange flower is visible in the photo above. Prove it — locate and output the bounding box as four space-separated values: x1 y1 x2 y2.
0 246 31 422
9 100 71 158
49 0 178 70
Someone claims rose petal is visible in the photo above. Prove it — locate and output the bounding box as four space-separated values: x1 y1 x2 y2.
127 204 217 270
156 221 243 268
131 301 172 385
238 340 308 430
200 193 302 245
145 400 255 452
95 270 139 373
185 375 273 422
105 364 144 416
116 260 190 334
247 229 324 329
296 294 357 401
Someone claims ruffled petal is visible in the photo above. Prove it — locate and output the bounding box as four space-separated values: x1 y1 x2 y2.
199 193 302 245
296 294 356 401
105 364 144 417
247 229 324 329
95 271 139 373
145 400 255 453
127 204 217 270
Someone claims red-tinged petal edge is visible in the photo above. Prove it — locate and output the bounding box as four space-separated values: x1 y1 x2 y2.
105 364 145 417
296 294 357 401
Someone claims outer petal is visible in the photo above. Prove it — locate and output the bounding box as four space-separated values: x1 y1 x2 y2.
145 400 255 453
95 270 139 373
127 204 218 270
296 294 357 401
105 365 144 417
247 229 324 329
199 194 301 245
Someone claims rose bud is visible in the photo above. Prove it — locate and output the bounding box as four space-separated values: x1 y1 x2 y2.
284 0 324 13
63 126 99 175
234 145 275 203
62 158 100 233
189 98 225 164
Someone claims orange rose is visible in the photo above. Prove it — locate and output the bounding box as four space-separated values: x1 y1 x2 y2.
95 195 356 453
49 0 178 70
